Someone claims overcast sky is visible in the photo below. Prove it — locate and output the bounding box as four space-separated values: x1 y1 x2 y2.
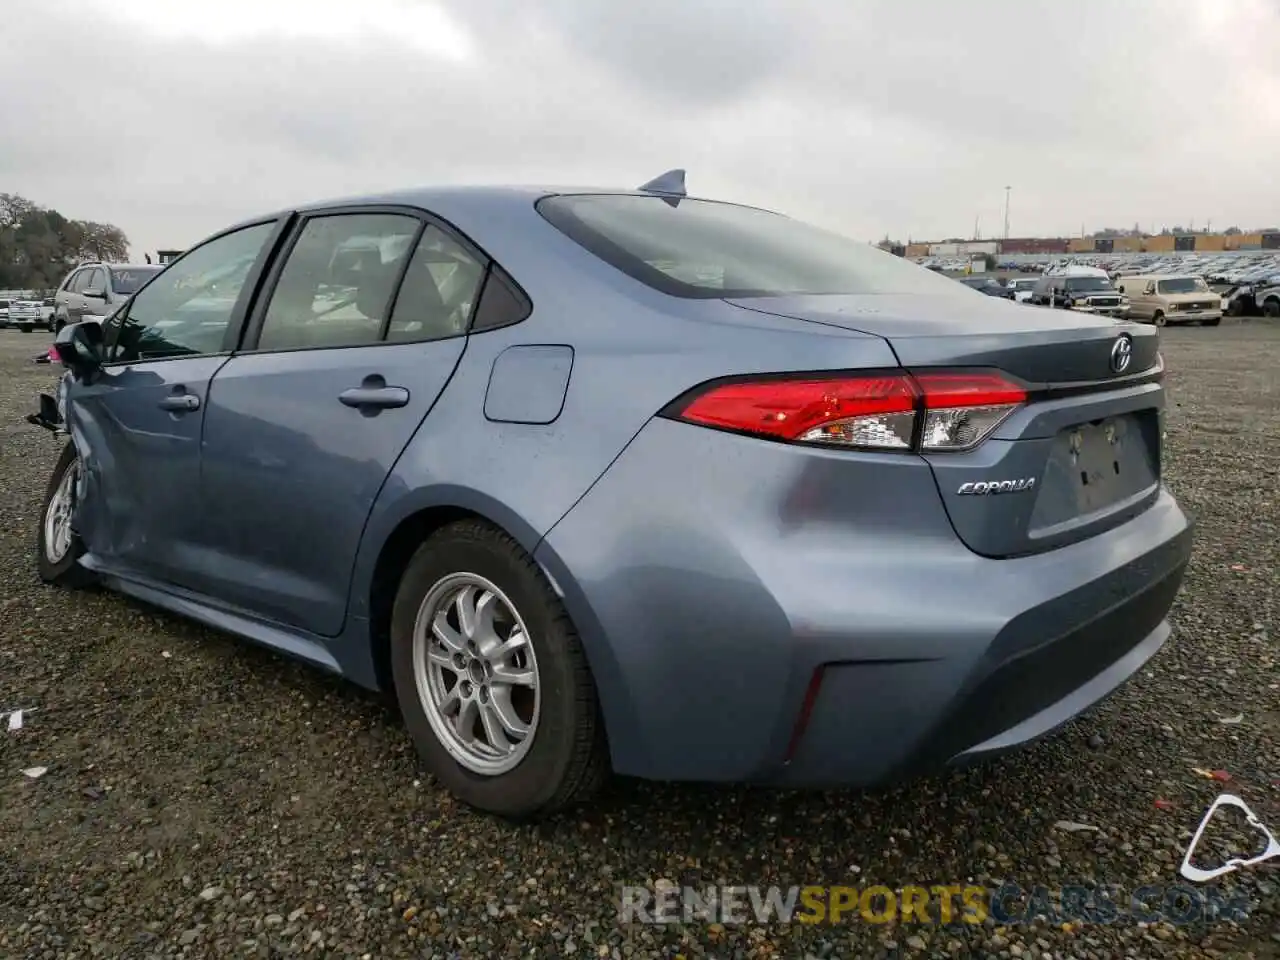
2 0 1277 258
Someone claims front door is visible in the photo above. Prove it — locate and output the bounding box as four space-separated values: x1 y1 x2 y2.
195 209 487 637
68 219 282 587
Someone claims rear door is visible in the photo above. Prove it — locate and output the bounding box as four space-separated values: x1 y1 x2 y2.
194 206 488 636
728 293 1165 558
66 219 284 585
65 268 91 324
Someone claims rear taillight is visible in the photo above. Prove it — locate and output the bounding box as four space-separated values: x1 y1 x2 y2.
667 370 1026 453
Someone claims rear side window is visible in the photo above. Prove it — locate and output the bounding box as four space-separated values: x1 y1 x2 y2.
256 213 419 352
385 225 487 343
537 194 973 300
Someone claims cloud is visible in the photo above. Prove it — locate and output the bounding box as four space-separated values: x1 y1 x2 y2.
0 0 1274 257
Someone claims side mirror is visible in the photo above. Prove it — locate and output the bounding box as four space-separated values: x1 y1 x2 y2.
82 286 106 300
54 321 105 381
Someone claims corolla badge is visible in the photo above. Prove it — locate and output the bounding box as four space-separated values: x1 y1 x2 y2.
1110 335 1133 374
956 478 1036 495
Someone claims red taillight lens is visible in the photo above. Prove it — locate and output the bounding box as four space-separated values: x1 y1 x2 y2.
668 370 1026 453
675 374 920 449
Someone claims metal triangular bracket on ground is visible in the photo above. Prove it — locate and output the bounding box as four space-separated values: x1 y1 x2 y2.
1179 793 1280 883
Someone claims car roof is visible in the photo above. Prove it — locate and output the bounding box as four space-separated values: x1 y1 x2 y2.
222 185 760 232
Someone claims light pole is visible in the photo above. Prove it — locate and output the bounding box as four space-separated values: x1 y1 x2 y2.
1003 186 1011 240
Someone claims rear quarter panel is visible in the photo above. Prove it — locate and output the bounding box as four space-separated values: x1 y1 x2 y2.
343 193 902 675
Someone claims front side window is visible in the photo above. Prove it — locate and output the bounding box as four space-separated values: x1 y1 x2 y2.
537 194 974 300
106 221 275 362
255 213 419 351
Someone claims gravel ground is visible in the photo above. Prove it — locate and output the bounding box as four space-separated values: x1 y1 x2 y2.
1 323 1277 959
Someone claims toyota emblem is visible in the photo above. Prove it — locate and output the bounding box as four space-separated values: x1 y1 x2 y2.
1110 335 1133 374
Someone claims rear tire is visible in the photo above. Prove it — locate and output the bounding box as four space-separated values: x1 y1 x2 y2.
36 441 95 588
389 519 608 820
1264 298 1280 318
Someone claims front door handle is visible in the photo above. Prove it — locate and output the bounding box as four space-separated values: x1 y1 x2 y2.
159 394 200 412
339 375 409 410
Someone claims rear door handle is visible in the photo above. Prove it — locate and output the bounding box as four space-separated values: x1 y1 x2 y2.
159 394 200 412
339 375 409 410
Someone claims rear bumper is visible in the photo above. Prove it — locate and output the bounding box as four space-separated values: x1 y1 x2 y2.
537 418 1194 786
790 531 1187 786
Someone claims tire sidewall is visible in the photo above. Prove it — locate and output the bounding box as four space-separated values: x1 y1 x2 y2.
390 530 584 817
37 440 87 582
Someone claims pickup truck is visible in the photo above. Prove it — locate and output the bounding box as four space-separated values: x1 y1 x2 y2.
7 298 56 333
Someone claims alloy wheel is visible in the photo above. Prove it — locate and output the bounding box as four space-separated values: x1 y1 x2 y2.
43 460 78 563
412 573 541 775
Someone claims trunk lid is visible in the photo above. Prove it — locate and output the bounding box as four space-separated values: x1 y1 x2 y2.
727 294 1165 558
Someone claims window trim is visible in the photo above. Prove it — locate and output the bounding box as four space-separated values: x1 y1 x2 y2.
238 203 507 355
100 214 293 368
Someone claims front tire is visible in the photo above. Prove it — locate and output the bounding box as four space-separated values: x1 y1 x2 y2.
1152 311 1167 327
36 441 95 587
1264 298 1280 318
389 519 608 819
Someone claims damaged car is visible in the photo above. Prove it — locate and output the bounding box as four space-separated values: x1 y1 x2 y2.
29 173 1194 819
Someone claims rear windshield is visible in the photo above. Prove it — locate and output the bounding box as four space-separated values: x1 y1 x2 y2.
537 194 973 299
111 267 163 295
1157 277 1209 294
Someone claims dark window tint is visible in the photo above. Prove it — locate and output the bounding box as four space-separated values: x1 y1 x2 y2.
537 194 972 299
107 221 275 362
471 264 531 332
1064 277 1113 293
386 225 486 342
256 213 418 351
110 266 163 295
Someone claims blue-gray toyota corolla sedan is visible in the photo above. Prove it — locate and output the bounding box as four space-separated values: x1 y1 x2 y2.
32 172 1193 819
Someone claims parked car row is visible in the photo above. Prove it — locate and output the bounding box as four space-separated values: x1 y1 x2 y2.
953 264 1225 326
